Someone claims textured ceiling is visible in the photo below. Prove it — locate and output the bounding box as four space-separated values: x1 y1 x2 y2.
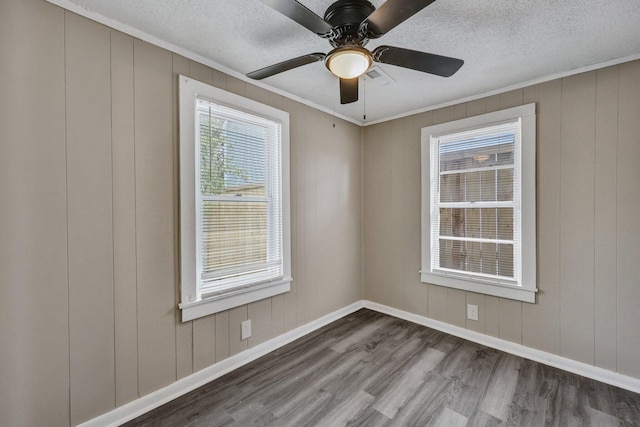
50 0 640 124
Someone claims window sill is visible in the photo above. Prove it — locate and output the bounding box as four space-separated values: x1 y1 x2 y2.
179 277 292 321
420 271 536 303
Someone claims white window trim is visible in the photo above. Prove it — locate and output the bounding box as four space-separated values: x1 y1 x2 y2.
420 103 537 303
178 76 292 321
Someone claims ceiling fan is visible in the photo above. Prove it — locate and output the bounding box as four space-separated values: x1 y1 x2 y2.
246 0 464 104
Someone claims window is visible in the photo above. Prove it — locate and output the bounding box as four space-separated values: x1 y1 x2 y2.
421 104 536 303
179 76 291 321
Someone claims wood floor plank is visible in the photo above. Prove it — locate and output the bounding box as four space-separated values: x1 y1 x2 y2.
314 390 374 427
267 352 360 418
543 374 593 427
614 388 640 426
373 347 446 418
588 407 622 427
347 407 392 427
124 309 640 426
329 314 392 353
507 389 547 426
275 389 334 427
431 407 468 427
466 408 503 426
389 372 454 426
478 352 523 421
260 350 364 414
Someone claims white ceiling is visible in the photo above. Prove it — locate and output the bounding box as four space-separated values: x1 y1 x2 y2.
52 0 640 124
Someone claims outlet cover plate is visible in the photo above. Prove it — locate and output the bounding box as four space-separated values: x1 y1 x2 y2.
241 319 251 340
467 304 479 321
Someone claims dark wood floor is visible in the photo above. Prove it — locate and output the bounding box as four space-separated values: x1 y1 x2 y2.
124 309 640 426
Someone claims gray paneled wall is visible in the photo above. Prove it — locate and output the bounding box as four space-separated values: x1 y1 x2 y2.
0 0 362 425
363 61 640 381
2 0 639 426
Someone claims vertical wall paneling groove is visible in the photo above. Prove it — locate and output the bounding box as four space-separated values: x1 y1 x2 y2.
483 296 501 338
425 107 455 323
559 71 597 364
215 311 231 362
484 94 501 113
594 66 619 371
498 299 522 343
271 294 286 338
391 118 413 313
616 60 640 378
466 98 487 117
189 60 214 87
316 113 335 313
111 29 139 406
133 39 177 395
521 79 562 355
335 118 363 309
453 103 467 120
282 97 302 331
499 89 523 110
292 103 307 326
311 108 330 314
305 108 322 320
401 116 425 316
0 1 69 425
246 83 284 110
296 106 317 324
427 285 449 323
192 316 216 372
211 68 228 90
248 299 273 348
173 53 194 380
406 112 432 318
431 106 455 125
363 122 394 306
187 60 218 374
495 88 524 348
447 289 467 328
229 306 249 356
226 76 246 97
65 12 115 424
389 119 406 311
497 86 525 350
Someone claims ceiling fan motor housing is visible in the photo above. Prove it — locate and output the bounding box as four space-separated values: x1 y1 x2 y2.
324 0 375 47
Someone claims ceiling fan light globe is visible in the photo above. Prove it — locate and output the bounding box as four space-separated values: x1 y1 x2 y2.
326 48 372 79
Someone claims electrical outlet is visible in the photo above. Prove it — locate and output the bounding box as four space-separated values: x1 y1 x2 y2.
241 319 252 340
467 304 479 321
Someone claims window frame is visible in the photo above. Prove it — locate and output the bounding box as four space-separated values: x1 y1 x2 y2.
420 103 537 303
178 76 291 321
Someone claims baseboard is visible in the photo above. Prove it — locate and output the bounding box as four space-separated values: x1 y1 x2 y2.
364 300 640 395
79 300 364 427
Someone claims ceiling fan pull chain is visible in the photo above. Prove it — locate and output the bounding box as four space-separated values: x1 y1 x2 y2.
363 76 367 121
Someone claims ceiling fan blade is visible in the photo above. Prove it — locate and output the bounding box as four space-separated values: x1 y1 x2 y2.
372 45 463 77
340 77 359 104
247 53 326 80
362 0 437 38
260 0 332 36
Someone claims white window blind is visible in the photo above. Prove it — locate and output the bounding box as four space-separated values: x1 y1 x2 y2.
179 76 291 321
196 98 283 296
431 124 520 285
420 103 536 303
